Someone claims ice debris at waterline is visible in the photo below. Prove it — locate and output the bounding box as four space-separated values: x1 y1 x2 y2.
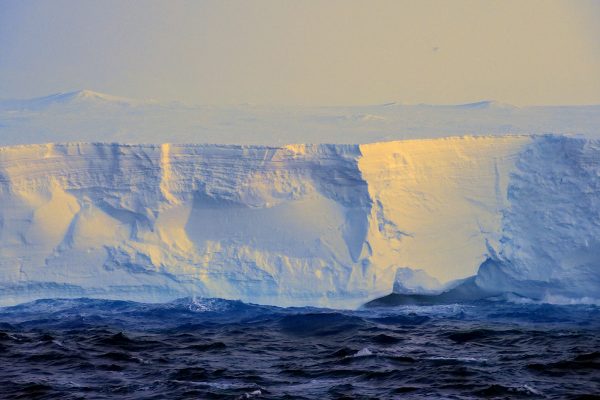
0 297 598 399
0 135 600 307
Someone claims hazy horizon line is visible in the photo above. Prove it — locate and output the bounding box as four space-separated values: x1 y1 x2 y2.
4 88 600 109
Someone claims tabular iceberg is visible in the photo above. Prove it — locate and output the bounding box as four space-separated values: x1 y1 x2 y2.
0 135 598 307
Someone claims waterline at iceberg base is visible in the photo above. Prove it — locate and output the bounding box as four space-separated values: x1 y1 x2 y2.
0 134 599 307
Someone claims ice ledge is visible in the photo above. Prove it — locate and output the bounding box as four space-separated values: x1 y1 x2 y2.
0 133 535 150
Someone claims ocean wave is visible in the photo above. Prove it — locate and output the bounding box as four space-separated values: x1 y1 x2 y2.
0 297 598 399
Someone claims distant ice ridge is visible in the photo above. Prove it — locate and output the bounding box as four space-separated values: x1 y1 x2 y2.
1 90 600 146
0 135 599 307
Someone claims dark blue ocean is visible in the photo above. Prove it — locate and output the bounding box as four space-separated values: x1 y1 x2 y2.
0 297 598 399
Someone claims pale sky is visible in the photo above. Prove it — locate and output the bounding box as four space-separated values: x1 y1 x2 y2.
1 0 599 106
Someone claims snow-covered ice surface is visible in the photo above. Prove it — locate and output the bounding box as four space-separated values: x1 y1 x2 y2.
0 91 599 307
1 90 600 146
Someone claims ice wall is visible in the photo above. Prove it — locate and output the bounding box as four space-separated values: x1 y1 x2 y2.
0 142 374 307
0 135 598 307
476 136 600 303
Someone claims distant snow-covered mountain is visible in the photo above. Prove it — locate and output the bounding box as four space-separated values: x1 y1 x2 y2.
0 90 153 111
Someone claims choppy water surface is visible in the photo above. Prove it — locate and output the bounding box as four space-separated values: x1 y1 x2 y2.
0 298 598 399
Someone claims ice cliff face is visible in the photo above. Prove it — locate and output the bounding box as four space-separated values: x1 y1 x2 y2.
0 142 374 307
0 135 598 307
477 136 600 303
